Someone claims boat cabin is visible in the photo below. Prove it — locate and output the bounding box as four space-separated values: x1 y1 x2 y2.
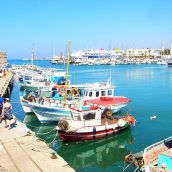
79 83 114 100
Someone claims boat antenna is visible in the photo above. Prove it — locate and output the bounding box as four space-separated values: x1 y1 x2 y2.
31 48 35 66
52 46 54 59
110 69 112 85
64 41 71 106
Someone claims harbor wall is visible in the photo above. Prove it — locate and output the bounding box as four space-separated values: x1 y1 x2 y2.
0 51 7 64
0 71 13 98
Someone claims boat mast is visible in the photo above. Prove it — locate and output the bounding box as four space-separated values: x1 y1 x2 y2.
107 69 111 86
64 41 71 106
109 69 112 85
31 48 35 66
52 47 54 59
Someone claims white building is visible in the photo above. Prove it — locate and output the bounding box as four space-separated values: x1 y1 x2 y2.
125 48 161 58
70 50 87 63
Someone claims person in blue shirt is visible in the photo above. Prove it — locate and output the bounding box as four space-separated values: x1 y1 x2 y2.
0 97 4 123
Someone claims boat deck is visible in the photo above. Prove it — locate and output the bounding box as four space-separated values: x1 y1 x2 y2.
144 146 172 172
149 165 171 172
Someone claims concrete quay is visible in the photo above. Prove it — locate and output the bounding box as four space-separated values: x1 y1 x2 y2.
0 120 75 172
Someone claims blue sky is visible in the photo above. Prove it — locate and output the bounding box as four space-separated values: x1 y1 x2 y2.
0 0 172 59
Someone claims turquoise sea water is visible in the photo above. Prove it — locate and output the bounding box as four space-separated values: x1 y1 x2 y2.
9 60 172 172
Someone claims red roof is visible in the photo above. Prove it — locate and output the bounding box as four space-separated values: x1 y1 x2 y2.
85 96 131 107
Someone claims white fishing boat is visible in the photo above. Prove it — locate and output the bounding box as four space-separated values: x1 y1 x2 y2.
28 81 130 123
20 86 53 113
56 97 135 141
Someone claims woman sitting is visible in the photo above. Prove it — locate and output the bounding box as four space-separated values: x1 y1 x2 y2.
2 98 16 128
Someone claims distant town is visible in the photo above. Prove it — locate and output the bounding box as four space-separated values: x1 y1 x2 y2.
50 43 172 65
1 43 172 66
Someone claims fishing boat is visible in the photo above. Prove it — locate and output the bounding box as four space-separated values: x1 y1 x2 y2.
19 68 68 113
124 136 172 171
27 81 130 123
26 83 103 121
18 67 66 89
56 97 135 141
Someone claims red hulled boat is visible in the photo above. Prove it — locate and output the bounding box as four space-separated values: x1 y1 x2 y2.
56 96 135 141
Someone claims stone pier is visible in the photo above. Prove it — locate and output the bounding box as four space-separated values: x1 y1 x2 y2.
0 120 75 172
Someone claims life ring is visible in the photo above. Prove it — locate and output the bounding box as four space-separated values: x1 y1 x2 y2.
71 87 79 96
134 159 144 167
58 120 69 130
58 85 66 93
125 153 135 163
27 95 35 102
106 109 112 117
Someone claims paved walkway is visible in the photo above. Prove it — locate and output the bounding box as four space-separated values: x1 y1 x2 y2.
0 120 75 172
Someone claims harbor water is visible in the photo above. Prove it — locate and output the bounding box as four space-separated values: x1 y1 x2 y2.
9 60 172 172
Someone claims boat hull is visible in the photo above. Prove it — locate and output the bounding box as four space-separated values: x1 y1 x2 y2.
20 96 33 113
31 104 71 123
58 125 129 141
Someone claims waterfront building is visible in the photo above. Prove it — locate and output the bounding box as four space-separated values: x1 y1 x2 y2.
71 49 113 65
125 48 161 58
70 50 87 63
111 48 123 57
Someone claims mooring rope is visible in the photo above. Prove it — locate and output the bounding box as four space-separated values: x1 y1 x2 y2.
36 128 56 136
47 134 59 146
123 163 132 172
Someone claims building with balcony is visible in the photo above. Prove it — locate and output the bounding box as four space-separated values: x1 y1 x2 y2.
125 48 161 58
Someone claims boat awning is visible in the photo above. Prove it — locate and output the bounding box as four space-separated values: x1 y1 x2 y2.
85 96 131 107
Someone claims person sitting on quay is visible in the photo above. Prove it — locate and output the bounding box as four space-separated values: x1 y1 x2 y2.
1 98 16 129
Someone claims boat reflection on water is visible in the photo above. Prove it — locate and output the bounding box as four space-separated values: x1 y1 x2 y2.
23 114 57 143
23 113 39 124
23 114 135 171
56 129 135 171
